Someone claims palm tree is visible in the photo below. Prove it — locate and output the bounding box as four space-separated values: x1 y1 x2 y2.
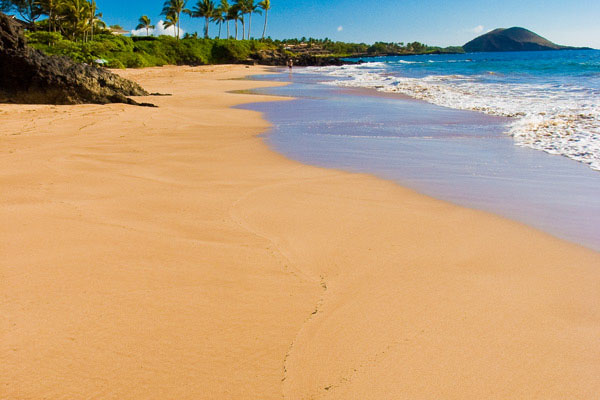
227 3 240 39
162 12 178 38
8 0 106 40
88 0 99 41
90 10 105 39
218 0 229 39
39 0 64 32
211 7 225 39
245 0 260 40
61 0 89 40
233 0 245 39
187 0 215 39
161 0 189 39
258 0 269 39
136 15 154 36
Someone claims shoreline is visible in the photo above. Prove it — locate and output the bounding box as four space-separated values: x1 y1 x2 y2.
246 67 600 252
2 65 599 399
298 52 600 173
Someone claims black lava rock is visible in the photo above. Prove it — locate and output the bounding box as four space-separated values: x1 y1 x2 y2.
0 12 151 106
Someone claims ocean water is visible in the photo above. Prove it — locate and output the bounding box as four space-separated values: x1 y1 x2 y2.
241 52 600 251
311 50 600 171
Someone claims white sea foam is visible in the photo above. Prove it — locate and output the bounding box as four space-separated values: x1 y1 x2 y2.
299 63 600 171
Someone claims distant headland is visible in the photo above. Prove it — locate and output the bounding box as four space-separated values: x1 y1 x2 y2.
463 27 591 52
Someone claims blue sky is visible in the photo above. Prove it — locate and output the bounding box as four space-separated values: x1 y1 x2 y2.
100 0 600 48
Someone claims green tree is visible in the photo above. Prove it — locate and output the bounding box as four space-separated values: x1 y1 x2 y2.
233 0 245 39
240 0 260 40
211 5 225 38
60 0 89 40
88 0 101 41
136 15 154 36
161 0 189 39
217 0 229 38
187 0 215 39
227 2 240 39
162 12 178 38
39 0 65 32
258 0 269 39
2 0 44 26
5 0 105 40
246 0 260 39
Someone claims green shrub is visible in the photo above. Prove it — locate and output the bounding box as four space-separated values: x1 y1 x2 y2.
178 38 213 65
27 35 278 68
95 34 135 53
26 31 63 46
106 59 125 69
212 40 251 63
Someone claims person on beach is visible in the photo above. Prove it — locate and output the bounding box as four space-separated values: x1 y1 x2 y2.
287 59 293 70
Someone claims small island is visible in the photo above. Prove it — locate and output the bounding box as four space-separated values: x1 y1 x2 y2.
463 27 590 52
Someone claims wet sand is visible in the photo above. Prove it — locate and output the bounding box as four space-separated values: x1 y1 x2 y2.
1 65 599 399
245 73 600 251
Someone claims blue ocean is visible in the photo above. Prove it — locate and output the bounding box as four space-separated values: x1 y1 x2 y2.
243 50 600 250
334 50 600 171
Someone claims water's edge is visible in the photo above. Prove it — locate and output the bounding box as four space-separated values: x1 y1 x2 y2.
239 70 600 252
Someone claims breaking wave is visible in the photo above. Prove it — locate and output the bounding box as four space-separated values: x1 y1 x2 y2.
300 59 600 171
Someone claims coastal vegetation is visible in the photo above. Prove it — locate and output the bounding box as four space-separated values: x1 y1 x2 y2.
278 37 464 57
24 28 463 68
25 31 277 67
2 0 463 68
135 15 154 37
0 0 106 41
160 0 187 40
0 0 274 41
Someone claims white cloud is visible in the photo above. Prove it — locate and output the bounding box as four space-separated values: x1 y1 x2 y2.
469 25 484 34
131 20 185 38
337 25 343 32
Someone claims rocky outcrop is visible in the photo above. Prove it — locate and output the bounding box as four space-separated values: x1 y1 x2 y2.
0 12 152 105
292 53 352 67
250 48 355 67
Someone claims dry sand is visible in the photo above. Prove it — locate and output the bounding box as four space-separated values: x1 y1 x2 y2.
1 65 599 399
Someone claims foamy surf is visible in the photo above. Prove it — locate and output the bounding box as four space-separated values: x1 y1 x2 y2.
299 55 600 171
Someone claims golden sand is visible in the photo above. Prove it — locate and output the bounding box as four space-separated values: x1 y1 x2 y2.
2 65 599 399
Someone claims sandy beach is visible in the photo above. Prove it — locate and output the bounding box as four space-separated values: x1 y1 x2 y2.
2 65 599 399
